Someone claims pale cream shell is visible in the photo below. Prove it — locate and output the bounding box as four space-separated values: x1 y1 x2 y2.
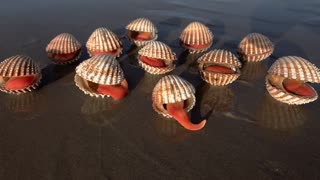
265 75 318 105
0 55 42 94
86 27 123 57
138 41 176 74
198 49 241 86
268 56 320 83
46 33 82 64
238 33 274 62
126 18 158 47
74 54 126 98
152 75 196 118
179 21 214 54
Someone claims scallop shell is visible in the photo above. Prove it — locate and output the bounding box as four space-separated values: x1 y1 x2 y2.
179 22 214 54
86 27 123 57
0 55 42 94
266 56 320 105
74 54 126 98
152 75 196 118
126 18 158 46
197 49 241 86
46 33 82 64
238 33 274 62
138 41 176 74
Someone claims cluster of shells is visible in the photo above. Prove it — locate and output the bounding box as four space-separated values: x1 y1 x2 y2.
1 17 320 130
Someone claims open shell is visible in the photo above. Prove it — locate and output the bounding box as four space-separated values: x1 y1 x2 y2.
0 55 42 94
179 22 213 54
138 41 176 74
266 56 320 105
74 54 126 98
126 18 158 47
46 33 82 64
152 75 196 118
238 33 274 62
86 27 123 57
197 49 242 86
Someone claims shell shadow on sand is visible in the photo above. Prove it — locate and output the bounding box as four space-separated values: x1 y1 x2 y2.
255 93 307 131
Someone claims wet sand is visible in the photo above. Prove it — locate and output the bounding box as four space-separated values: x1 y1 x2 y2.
1 0 320 179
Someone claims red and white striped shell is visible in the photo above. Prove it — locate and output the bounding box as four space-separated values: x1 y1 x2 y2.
238 33 274 62
138 41 176 74
266 56 320 105
86 27 123 57
0 55 42 94
152 75 195 118
74 54 127 98
46 33 82 64
126 18 158 47
179 22 213 54
197 49 241 86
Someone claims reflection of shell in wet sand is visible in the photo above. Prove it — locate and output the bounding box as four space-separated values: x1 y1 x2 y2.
152 75 195 118
238 33 274 62
74 54 127 98
256 93 306 130
0 55 42 94
138 41 176 74
179 21 213 54
240 61 267 81
138 73 164 94
81 97 119 127
5 92 41 113
197 49 241 86
86 27 123 57
126 18 158 47
154 115 186 138
198 84 235 113
46 33 82 64
266 56 320 105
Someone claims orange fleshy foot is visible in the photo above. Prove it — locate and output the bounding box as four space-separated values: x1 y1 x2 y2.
96 84 128 100
205 65 235 74
283 79 315 97
5 76 37 90
184 43 210 49
166 101 206 131
140 56 166 68
90 49 118 56
50 49 80 62
132 32 152 41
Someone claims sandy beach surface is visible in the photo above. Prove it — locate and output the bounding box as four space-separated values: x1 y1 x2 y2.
1 0 320 179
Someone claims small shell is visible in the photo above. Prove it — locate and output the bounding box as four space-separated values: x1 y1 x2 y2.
126 18 158 46
179 22 214 54
266 56 320 105
0 55 42 94
46 33 82 64
138 41 176 74
238 33 274 62
152 75 196 118
197 49 241 86
86 27 123 57
74 54 126 98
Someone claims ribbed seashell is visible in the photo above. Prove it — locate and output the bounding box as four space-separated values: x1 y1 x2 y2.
138 41 176 74
197 49 241 86
152 75 196 118
0 55 42 94
179 22 214 54
126 18 158 46
266 56 320 105
86 27 123 57
46 33 82 64
256 93 306 131
74 54 126 98
238 33 274 62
